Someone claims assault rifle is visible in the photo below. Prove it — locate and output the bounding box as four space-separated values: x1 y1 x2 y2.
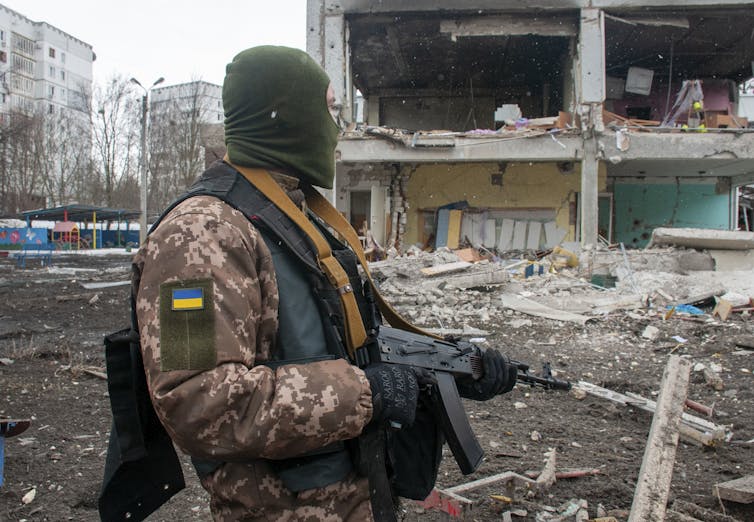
356 326 571 475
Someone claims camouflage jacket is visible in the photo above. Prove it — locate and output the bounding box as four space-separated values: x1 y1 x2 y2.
133 194 374 521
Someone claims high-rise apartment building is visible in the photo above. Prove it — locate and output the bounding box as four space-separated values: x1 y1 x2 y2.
149 80 226 171
0 3 94 116
150 81 223 124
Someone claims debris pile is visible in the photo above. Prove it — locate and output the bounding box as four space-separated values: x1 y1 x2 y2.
370 239 754 334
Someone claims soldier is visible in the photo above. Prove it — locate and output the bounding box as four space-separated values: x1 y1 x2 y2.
116 46 517 521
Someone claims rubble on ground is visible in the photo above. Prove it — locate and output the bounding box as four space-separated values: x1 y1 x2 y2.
369 241 754 332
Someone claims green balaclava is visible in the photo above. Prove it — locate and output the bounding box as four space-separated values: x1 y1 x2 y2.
223 46 339 189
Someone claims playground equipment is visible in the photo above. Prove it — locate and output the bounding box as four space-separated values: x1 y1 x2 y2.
52 221 80 249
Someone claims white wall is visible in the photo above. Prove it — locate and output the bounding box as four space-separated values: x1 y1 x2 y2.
740 94 754 121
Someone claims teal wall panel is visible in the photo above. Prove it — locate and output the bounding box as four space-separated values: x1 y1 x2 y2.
614 183 729 247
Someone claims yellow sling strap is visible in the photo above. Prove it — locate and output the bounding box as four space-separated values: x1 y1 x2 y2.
228 160 368 357
303 186 442 341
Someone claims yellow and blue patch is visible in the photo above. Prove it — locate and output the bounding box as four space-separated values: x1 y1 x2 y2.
160 279 215 371
171 287 204 311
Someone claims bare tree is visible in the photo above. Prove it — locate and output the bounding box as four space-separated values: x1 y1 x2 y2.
32 106 93 207
91 75 140 207
149 79 218 211
0 110 44 214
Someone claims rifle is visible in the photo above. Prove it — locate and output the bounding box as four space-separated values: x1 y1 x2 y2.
356 326 571 475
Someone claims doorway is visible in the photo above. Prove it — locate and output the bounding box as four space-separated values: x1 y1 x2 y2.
350 191 371 237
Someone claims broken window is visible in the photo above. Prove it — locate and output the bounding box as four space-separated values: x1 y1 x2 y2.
347 13 575 131
604 10 754 126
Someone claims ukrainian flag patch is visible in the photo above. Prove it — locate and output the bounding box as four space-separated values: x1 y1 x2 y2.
171 287 204 311
160 279 215 371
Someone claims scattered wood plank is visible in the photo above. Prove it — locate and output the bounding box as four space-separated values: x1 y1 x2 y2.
55 292 98 302
417 451 561 519
713 299 735 321
524 468 601 480
453 248 484 263
447 210 463 250
557 111 573 129
672 499 742 521
628 355 691 522
445 470 536 495
678 424 724 447
82 368 108 380
526 116 560 128
416 487 473 519
575 381 727 446
535 449 557 490
80 281 130 290
714 474 754 504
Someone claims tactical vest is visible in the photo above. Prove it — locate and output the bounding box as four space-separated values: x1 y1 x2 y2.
165 161 377 490
158 161 378 363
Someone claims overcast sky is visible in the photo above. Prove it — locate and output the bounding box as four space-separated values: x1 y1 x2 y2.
6 0 307 87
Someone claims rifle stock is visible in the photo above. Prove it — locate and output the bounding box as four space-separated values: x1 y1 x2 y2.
360 326 571 475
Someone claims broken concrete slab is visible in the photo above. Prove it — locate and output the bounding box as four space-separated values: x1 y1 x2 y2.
677 250 716 271
500 294 595 325
649 228 754 250
438 267 509 289
544 221 567 249
642 325 660 341
532 293 644 316
709 249 754 271
526 221 542 250
498 218 515 251
420 261 472 276
713 474 754 504
512 221 527 250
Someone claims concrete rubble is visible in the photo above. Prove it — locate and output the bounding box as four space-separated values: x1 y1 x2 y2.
368 240 754 331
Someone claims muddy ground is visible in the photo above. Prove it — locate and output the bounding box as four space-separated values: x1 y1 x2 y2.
0 252 752 521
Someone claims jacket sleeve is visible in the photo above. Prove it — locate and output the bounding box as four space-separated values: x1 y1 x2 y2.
134 197 373 461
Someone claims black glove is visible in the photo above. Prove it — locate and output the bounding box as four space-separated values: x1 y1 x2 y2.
456 349 517 401
364 363 420 428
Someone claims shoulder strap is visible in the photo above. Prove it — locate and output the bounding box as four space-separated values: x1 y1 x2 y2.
227 159 368 358
302 186 441 340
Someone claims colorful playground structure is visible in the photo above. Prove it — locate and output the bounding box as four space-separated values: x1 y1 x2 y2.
0 204 141 253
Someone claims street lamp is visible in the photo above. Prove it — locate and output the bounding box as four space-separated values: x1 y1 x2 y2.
130 76 165 246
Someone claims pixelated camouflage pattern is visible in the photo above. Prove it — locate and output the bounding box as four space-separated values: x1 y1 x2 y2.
133 195 374 521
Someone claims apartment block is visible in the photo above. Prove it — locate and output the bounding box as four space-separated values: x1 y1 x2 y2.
0 3 94 116
149 80 226 168
150 80 223 125
308 0 754 251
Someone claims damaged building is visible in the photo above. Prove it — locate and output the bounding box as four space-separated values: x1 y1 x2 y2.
306 0 754 253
